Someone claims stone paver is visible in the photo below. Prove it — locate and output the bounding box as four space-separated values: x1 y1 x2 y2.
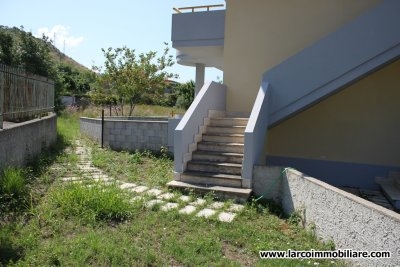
228 204 244 212
161 202 179 211
196 208 216 218
210 202 225 209
130 185 148 193
61 177 83 182
60 140 242 223
179 205 197 214
91 177 114 182
120 183 137 189
145 199 164 208
146 189 163 196
179 195 191 202
158 192 175 200
218 212 236 223
190 198 206 206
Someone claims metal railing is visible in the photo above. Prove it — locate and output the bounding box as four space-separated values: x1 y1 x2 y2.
173 4 224 13
0 64 54 129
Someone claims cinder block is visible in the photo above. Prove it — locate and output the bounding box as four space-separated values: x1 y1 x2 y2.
152 123 161 130
138 136 147 143
130 136 138 143
146 129 155 136
116 134 125 142
121 128 130 136
138 122 148 130
149 136 161 144
110 128 121 135
115 122 124 129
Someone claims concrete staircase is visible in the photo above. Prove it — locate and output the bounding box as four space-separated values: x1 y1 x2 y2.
168 115 252 202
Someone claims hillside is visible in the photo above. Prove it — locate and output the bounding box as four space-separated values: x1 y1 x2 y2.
0 25 89 72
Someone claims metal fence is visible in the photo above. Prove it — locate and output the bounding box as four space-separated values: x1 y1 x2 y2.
0 64 54 129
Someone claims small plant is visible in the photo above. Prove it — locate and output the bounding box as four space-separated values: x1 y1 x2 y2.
130 150 144 164
159 146 169 158
1 168 26 197
288 208 305 227
0 167 28 211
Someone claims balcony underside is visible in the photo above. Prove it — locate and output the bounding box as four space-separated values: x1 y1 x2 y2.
175 46 223 70
171 10 225 69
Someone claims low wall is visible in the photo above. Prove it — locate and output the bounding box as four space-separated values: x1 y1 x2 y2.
0 114 57 169
253 166 400 267
80 117 180 153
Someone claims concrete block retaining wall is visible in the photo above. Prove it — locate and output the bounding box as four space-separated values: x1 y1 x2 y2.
80 117 180 153
0 114 57 169
253 166 400 267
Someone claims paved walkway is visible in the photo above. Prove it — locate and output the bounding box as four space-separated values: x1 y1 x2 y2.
59 140 245 223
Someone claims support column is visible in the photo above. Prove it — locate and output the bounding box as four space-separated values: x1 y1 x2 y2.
195 63 205 97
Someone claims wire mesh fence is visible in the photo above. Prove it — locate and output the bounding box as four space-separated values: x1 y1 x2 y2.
0 64 54 129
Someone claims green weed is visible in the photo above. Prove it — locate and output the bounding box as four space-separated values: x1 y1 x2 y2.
50 183 137 225
0 168 28 211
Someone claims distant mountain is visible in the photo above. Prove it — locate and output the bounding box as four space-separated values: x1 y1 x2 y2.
49 44 89 72
0 25 89 72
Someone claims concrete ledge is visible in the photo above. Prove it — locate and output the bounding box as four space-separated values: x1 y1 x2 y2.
278 167 400 267
0 114 57 168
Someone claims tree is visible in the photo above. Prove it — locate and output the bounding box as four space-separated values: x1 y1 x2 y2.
18 26 53 77
93 46 177 116
0 31 15 66
175 80 195 109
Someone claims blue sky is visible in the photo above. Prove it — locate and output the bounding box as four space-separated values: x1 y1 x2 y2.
0 0 224 83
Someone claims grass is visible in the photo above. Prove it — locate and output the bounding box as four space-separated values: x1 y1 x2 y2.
49 182 139 225
90 146 173 188
0 107 347 266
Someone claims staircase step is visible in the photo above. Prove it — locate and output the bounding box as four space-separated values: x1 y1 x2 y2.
197 142 244 153
202 133 244 143
180 171 242 187
167 180 251 203
207 126 246 134
210 117 248 127
192 151 243 164
377 180 400 210
187 161 242 175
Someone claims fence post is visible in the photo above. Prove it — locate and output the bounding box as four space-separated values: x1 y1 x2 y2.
101 109 104 148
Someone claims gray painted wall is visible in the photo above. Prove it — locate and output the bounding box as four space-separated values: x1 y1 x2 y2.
172 10 225 47
0 114 57 168
253 166 400 267
263 0 400 126
80 117 179 153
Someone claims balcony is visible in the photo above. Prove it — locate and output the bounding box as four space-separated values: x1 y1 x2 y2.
171 5 225 70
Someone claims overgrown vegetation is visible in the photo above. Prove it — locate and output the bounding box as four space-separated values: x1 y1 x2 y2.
0 111 346 266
